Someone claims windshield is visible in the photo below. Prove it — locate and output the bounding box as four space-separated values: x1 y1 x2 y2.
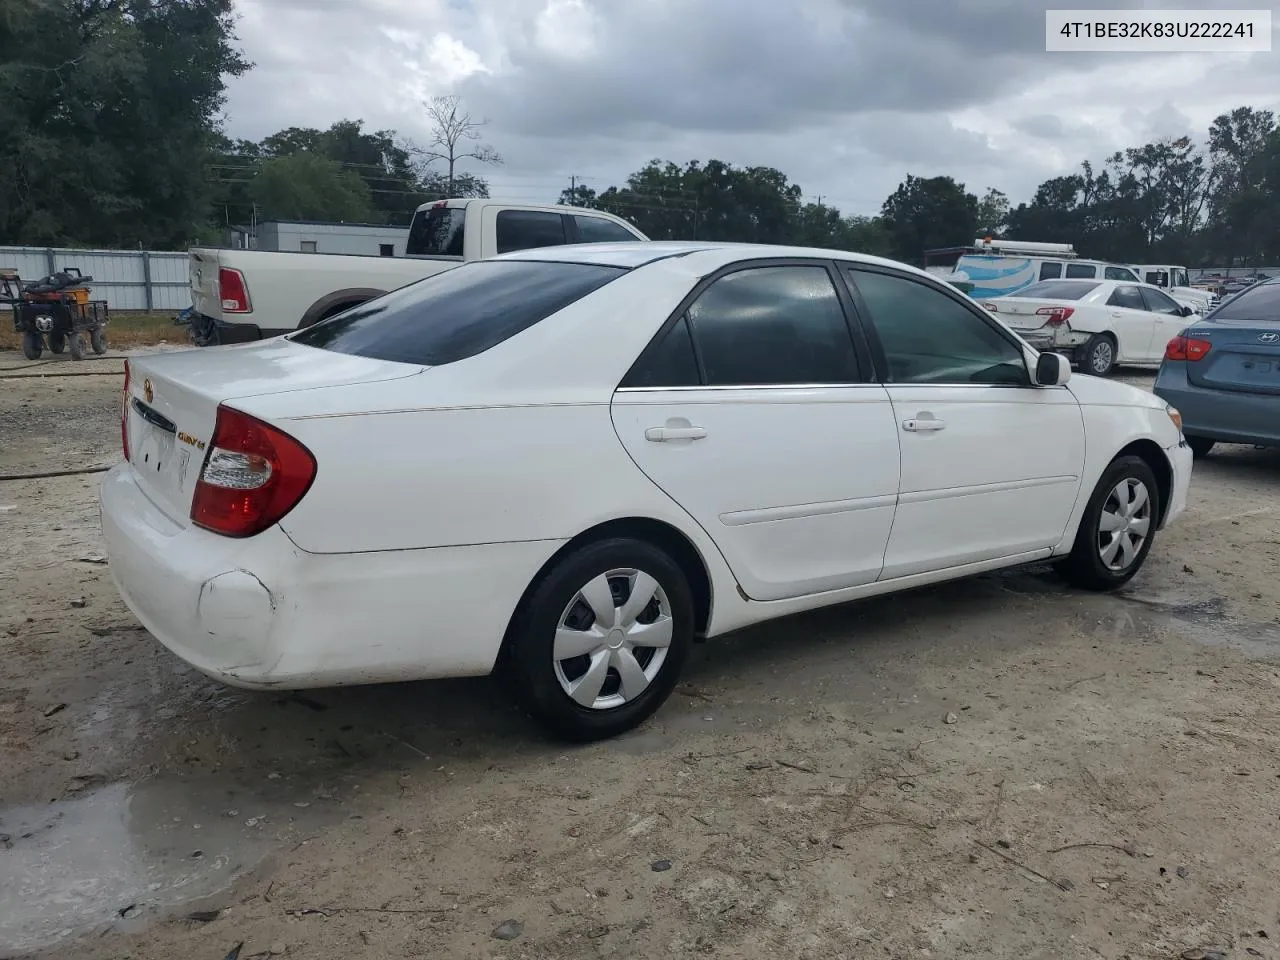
289 259 627 366
1210 281 1280 322
1015 280 1100 301
406 206 465 257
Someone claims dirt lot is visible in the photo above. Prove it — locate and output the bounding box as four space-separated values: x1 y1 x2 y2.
3 348 1280 960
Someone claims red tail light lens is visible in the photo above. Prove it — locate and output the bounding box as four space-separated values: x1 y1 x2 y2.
1036 306 1075 327
191 405 316 538
218 267 252 313
1165 335 1212 362
121 359 131 462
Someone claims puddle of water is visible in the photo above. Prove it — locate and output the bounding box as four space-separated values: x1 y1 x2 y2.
0 777 332 956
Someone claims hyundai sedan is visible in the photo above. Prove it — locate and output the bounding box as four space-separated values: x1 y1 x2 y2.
101 242 1193 741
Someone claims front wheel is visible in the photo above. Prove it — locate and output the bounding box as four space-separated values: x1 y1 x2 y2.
501 538 695 742
90 327 108 354
21 331 42 360
48 332 66 354
1054 454 1161 591
1081 334 1116 377
67 332 86 360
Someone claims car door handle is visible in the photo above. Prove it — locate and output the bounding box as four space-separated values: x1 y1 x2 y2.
902 417 946 433
645 425 707 442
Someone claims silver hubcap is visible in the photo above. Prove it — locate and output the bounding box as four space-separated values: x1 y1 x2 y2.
554 568 673 711
1091 341 1113 374
1098 477 1151 571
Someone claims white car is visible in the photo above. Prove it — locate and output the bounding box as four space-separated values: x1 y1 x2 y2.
979 278 1197 376
100 242 1193 742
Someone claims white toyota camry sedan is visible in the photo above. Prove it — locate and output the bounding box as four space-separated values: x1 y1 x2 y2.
101 242 1194 741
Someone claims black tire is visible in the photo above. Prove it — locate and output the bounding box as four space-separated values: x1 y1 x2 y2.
67 332 86 361
48 332 66 354
1187 436 1215 459
1081 334 1117 377
501 538 695 742
21 331 42 360
90 327 108 354
1054 454 1161 591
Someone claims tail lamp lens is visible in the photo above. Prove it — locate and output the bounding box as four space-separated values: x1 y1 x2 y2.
191 405 316 538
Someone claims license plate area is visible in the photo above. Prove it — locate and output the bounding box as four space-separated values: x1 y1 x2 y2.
129 400 190 505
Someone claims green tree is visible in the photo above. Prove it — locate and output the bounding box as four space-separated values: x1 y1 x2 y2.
880 175 978 264
974 188 1010 237
248 153 376 222
0 0 249 248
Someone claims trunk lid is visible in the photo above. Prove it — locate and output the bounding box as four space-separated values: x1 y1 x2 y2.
124 339 422 524
980 296 1066 330
189 249 222 321
1184 318 1280 396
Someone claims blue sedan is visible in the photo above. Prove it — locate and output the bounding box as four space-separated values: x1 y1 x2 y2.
1153 277 1280 458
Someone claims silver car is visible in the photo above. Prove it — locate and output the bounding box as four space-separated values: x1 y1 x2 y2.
1153 277 1280 457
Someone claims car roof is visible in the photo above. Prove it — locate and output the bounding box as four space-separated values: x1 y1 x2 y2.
492 240 935 278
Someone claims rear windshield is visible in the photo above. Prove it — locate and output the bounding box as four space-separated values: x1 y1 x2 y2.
289 260 626 366
1016 280 1100 300
406 206 465 257
1212 281 1280 321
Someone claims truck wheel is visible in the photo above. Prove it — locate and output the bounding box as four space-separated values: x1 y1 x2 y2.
48 332 66 354
90 327 108 354
21 331 42 360
1081 334 1116 377
68 332 86 361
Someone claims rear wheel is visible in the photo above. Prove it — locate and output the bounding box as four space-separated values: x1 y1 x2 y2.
1054 454 1160 591
21 331 42 360
1081 334 1116 376
1187 436 1215 459
48 332 66 354
502 538 694 742
67 332 86 361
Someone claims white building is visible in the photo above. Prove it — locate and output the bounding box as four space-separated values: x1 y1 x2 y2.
229 220 411 256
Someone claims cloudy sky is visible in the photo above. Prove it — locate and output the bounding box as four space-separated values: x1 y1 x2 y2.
221 0 1280 217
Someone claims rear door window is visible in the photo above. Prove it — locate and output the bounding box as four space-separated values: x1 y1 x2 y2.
1065 263 1097 279
1038 261 1063 280
406 206 465 257
495 210 568 254
290 260 625 366
573 215 641 243
1107 286 1147 311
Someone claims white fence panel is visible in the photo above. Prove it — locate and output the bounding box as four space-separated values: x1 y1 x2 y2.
0 246 189 312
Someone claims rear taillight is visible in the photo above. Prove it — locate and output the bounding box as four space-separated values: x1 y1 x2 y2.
218 267 251 313
1036 306 1074 327
191 405 316 538
121 359 131 462
1165 335 1212 362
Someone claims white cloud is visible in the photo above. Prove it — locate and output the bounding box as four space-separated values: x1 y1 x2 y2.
221 0 1280 216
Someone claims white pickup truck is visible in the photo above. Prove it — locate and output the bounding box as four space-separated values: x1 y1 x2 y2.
187 199 649 344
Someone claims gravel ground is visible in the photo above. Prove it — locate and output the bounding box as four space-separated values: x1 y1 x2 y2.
2 350 1280 960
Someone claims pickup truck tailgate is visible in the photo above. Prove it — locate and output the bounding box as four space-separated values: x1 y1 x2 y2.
189 249 222 321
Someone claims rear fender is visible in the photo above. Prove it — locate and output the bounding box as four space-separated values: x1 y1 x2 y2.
298 287 387 329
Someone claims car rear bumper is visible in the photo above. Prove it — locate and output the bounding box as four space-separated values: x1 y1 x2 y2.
99 462 564 689
1153 364 1280 447
192 311 292 344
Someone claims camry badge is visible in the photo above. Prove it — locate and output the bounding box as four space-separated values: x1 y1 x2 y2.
1258 332 1279 343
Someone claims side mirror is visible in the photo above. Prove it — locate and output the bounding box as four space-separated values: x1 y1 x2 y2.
1034 351 1071 386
